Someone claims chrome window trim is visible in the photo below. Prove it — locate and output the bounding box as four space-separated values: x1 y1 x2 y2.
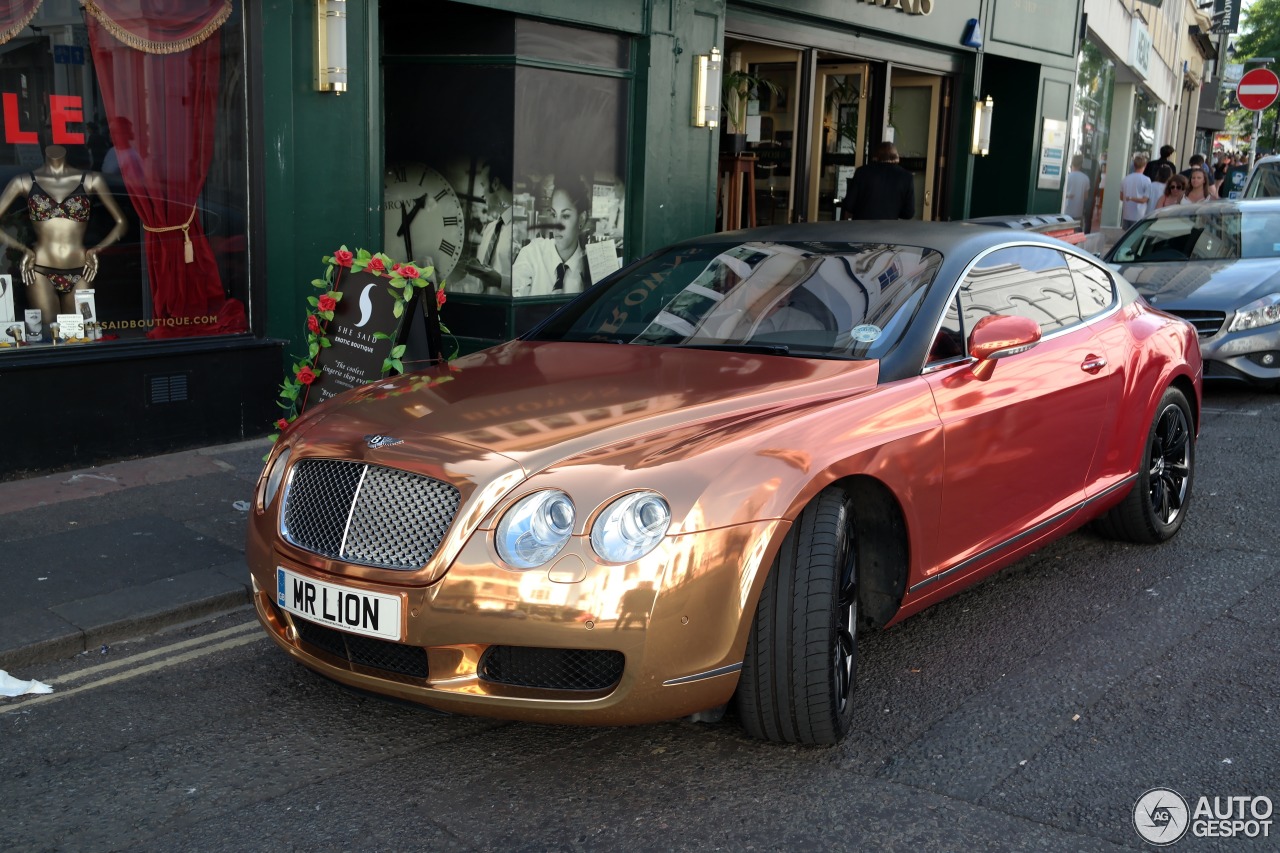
920 240 1122 375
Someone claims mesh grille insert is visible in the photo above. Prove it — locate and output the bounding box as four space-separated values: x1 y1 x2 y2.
281 459 460 570
293 617 430 679
479 646 624 691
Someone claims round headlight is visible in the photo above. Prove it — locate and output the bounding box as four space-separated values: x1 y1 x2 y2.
591 492 671 563
261 447 292 510
496 490 576 569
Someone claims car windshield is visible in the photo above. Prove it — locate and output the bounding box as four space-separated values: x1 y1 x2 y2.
1245 162 1280 198
526 241 944 360
1109 209 1280 263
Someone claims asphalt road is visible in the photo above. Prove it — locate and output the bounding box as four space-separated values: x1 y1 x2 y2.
2 385 1277 852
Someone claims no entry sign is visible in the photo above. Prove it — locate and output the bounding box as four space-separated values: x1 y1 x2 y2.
1238 67 1280 112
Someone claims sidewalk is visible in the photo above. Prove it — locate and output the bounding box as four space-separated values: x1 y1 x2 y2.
0 439 272 671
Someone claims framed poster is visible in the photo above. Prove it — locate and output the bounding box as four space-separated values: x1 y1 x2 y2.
1038 119 1068 191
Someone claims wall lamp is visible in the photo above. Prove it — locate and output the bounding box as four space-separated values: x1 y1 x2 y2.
316 0 348 94
971 96 994 156
693 47 723 128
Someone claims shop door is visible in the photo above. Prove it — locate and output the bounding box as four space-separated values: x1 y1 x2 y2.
889 73 942 221
808 64 869 222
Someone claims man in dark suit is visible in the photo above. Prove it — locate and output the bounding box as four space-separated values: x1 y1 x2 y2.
842 141 915 220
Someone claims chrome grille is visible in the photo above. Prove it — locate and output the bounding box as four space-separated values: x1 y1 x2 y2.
281 459 460 570
1167 309 1226 337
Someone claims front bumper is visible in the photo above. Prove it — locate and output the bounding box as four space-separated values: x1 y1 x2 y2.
247 518 786 726
1199 324 1280 386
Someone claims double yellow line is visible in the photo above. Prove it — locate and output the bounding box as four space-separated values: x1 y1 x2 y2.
1 620 264 714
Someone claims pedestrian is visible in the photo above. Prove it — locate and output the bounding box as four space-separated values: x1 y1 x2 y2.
1062 154 1091 224
1185 167 1218 203
1120 155 1151 229
1144 145 1176 180
1179 153 1213 184
1155 174 1188 209
842 141 915 220
1148 164 1173 215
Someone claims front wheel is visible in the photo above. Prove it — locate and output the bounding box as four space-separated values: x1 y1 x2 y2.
1094 386 1195 543
735 486 858 744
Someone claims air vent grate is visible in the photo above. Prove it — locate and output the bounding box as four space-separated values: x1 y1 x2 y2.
147 373 190 405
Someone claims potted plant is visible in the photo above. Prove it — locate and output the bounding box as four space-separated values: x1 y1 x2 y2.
722 68 781 154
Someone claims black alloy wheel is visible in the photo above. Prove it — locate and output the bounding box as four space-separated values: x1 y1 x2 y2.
1094 386 1195 544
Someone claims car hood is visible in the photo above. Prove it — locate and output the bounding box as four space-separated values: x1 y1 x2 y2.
293 340 880 475
1117 258 1280 310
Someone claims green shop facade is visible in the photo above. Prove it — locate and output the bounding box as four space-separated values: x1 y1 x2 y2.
0 0 1083 478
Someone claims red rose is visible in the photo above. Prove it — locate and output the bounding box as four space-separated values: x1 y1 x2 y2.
399 264 421 280
317 293 337 312
333 249 354 268
297 365 316 385
367 256 386 273
391 262 402 272
436 289 447 308
307 315 320 333
275 418 290 431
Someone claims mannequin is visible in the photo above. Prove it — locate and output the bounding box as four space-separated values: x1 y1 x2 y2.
0 145 128 329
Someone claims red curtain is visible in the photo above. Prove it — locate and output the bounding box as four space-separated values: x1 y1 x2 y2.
85 1 244 338
0 1 42 45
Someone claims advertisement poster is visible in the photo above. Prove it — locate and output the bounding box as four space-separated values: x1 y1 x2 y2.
1038 119 1068 190
383 63 627 302
305 271 407 411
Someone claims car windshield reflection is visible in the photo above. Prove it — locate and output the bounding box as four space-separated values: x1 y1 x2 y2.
526 241 944 360
1110 209 1280 263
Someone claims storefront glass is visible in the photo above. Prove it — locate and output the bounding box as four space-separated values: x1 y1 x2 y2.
1071 40 1114 232
0 0 249 351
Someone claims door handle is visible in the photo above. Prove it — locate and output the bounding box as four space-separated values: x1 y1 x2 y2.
1080 355 1107 373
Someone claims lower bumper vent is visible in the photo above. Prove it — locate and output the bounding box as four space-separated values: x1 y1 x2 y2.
479 646 624 691
292 615 429 680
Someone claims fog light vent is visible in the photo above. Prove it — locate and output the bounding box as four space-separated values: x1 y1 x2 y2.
147 372 190 405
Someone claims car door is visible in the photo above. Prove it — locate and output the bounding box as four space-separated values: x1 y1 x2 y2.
923 244 1116 577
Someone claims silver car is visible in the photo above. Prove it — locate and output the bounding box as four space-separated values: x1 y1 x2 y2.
1106 199 1280 389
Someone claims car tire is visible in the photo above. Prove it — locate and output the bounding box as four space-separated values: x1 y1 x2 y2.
1094 386 1194 544
735 486 857 745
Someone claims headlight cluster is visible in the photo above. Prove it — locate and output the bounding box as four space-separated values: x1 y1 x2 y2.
1229 293 1280 333
496 490 671 568
260 447 292 510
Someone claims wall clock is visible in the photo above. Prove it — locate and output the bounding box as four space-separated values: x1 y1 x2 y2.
383 163 466 281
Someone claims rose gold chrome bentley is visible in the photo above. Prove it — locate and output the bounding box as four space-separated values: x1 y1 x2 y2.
248 222 1202 743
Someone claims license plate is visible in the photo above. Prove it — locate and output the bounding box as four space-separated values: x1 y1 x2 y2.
276 567 403 642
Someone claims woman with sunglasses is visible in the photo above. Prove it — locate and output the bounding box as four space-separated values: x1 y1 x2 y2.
1156 175 1189 209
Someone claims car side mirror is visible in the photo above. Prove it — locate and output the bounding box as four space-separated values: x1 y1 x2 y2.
968 314 1041 381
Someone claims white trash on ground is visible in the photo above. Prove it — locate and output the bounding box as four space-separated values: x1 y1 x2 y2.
0 670 54 697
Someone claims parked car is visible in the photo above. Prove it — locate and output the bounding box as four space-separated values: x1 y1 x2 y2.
1243 154 1280 199
1105 198 1280 389
248 221 1201 744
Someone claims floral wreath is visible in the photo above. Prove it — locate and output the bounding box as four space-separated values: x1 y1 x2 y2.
269 246 452 443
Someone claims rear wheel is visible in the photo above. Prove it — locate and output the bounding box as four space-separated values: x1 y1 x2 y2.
1094 387 1194 543
735 486 857 744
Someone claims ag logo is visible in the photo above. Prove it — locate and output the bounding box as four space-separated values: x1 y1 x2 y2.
364 434 404 449
1134 788 1190 845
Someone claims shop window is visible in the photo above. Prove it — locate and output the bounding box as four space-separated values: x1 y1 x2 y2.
0 1 250 352
381 0 631 350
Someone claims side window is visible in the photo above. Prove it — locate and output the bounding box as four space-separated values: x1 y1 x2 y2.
959 246 1082 334
1067 255 1116 320
927 293 965 364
